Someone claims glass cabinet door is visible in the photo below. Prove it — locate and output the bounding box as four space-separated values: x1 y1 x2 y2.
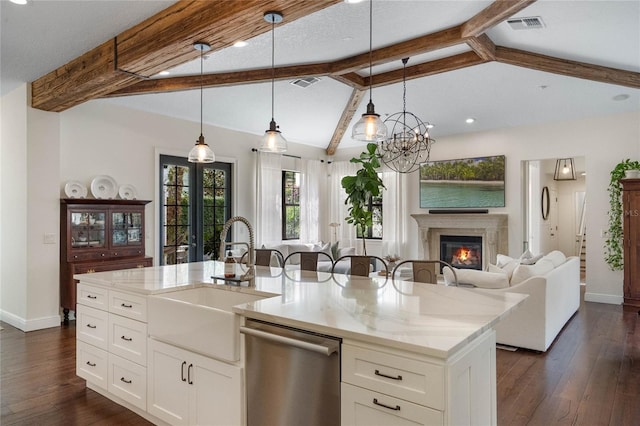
112 211 143 246
70 211 106 248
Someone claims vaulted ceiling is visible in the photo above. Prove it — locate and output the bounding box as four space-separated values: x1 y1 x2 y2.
2 0 639 154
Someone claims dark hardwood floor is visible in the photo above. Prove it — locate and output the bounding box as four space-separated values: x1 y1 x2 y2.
2 289 639 425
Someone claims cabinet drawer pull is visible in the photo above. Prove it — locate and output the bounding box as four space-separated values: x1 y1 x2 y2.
120 303 133 308
120 377 132 384
374 369 402 381
373 398 400 411
86 361 96 367
188 363 194 385
86 324 97 329
87 295 97 299
181 361 187 382
121 335 133 342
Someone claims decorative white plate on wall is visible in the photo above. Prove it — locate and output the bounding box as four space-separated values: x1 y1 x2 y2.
64 181 87 199
90 175 118 199
119 184 138 200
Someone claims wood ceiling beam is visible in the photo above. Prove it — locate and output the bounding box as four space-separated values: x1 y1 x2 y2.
369 52 487 88
105 63 333 97
326 88 367 156
461 0 537 38
330 25 464 75
466 34 497 61
31 0 342 112
329 73 367 90
495 46 640 89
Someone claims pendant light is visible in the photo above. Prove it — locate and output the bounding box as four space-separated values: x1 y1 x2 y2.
188 42 215 163
352 0 387 142
259 11 288 153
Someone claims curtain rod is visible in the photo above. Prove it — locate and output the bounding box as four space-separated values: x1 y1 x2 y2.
250 148 331 163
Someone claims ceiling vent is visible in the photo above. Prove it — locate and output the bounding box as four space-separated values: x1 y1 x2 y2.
290 77 321 88
507 16 545 30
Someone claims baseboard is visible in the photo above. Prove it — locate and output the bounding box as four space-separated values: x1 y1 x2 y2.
584 292 623 305
0 310 61 332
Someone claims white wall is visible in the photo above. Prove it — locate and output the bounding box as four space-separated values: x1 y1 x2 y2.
1 84 61 330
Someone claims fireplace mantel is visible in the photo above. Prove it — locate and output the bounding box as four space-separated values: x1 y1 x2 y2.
411 213 508 267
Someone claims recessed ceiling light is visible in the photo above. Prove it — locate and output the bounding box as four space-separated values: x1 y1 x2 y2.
344 0 365 3
233 41 248 48
9 0 28 4
613 94 630 101
465 117 476 124
158 71 170 76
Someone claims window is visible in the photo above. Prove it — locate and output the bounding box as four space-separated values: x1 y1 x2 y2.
160 155 231 265
282 170 300 240
357 175 383 240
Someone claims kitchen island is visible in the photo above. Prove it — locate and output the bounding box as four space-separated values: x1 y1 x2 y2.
74 262 526 425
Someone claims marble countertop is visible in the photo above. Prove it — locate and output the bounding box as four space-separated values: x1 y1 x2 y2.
75 262 527 359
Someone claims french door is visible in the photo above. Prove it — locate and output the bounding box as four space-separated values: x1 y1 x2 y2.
160 155 232 265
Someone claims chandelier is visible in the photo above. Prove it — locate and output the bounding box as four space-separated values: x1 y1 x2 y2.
378 58 435 173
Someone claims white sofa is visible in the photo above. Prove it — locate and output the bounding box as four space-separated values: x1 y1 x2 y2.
444 251 581 352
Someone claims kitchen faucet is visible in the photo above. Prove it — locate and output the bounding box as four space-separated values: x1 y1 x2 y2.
218 216 255 283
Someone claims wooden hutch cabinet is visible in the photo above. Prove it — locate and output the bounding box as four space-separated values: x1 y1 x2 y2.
622 179 640 308
60 199 152 322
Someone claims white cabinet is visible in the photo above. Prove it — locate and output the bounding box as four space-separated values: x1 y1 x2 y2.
76 283 148 411
341 330 496 426
147 339 243 426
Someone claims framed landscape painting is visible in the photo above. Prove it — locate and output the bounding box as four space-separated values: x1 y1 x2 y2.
419 155 505 208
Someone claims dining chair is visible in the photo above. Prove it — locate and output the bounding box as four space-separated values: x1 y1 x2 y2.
284 251 333 272
391 259 458 285
241 248 284 267
332 255 388 277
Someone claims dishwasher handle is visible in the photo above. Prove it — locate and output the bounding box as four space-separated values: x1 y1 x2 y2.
240 326 339 356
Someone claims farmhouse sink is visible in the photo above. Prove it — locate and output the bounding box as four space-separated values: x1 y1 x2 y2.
148 286 268 362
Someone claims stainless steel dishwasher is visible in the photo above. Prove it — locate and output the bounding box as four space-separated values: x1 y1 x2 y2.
241 318 341 426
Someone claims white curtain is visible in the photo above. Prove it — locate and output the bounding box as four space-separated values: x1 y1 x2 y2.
299 159 323 243
381 169 408 259
328 160 359 252
256 152 282 246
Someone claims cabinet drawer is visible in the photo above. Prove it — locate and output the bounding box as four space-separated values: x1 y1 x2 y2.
69 250 108 262
111 248 147 259
109 290 147 322
108 314 147 366
77 340 108 389
341 383 443 426
77 283 108 310
342 342 444 409
108 353 147 411
76 304 109 350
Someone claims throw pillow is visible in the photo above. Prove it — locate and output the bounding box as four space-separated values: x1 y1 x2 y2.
487 263 508 275
338 247 356 258
313 242 333 261
443 267 510 289
541 250 566 268
330 241 340 260
496 254 515 268
510 259 554 285
287 243 314 265
520 253 544 265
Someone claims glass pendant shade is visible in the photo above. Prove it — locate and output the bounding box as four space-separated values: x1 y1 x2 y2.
188 134 215 163
260 119 288 153
352 101 387 142
259 11 287 153
188 41 215 163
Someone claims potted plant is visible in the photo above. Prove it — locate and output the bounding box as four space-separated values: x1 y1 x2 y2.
341 143 385 256
605 158 640 270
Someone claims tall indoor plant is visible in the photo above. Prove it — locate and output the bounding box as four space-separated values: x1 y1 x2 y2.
605 158 640 270
341 143 385 255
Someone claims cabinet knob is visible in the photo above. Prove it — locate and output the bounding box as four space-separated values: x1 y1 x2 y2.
101 253 105 257
74 255 78 259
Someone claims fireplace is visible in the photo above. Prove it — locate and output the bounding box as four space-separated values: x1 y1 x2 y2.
440 235 483 271
411 213 508 269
